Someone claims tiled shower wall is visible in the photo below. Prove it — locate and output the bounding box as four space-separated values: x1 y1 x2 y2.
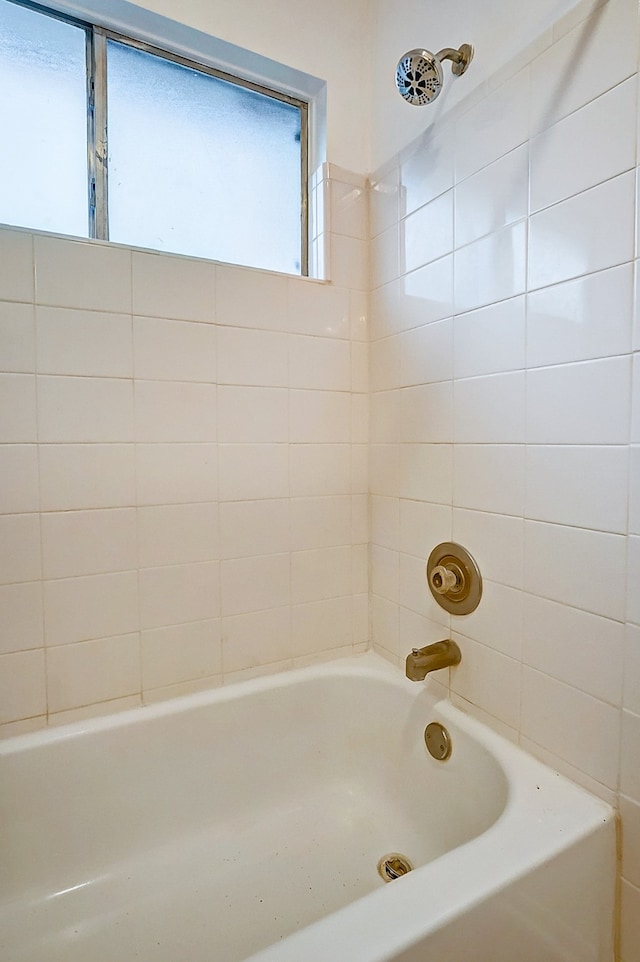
0 163 369 733
368 0 639 958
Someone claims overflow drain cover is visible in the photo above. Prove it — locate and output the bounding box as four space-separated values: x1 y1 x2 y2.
377 853 414 882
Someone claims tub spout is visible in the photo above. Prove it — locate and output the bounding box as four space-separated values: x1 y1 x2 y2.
405 640 461 681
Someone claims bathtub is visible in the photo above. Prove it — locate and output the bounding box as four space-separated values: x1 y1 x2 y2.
0 652 615 962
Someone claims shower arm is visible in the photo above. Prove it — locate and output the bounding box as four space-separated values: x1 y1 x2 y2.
435 45 473 76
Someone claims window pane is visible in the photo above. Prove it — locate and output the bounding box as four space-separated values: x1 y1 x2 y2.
107 41 303 275
0 0 88 236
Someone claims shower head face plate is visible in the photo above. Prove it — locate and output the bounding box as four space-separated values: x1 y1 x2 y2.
396 49 443 105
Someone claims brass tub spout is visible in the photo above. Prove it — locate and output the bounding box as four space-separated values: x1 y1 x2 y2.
405 640 461 681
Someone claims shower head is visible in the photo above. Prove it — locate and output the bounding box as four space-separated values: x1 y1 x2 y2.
395 44 473 106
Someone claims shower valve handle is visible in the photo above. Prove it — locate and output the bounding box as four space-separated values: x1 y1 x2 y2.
430 564 459 594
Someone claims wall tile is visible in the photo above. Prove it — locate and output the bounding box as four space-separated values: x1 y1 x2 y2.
216 264 288 332
0 649 46 724
527 263 633 368
628 536 640 626
621 794 640 888
454 444 525 516
38 376 134 443
369 165 399 239
398 499 451 559
41 508 137 579
43 571 139 646
620 879 640 962
221 553 290 616
625 624 640 714
450 635 521 730
136 443 217 505
454 296 525 379
453 509 524 589
454 221 526 314
455 145 528 248
0 445 39 514
0 227 34 303
218 444 288 502
524 520 626 621
393 255 454 333
454 371 525 444
400 129 454 216
135 380 217 443
0 514 41 584
455 581 523 660
398 552 449 624
291 496 351 551
138 502 219 567
528 172 635 291
329 234 368 291
37 307 132 378
525 445 629 533
133 317 216 382
39 444 136 511
289 335 351 390
290 443 351 497
0 582 43 655
218 386 288 443
371 495 399 550
400 382 453 443
402 190 453 275
216 327 287 386
330 179 367 240
397 318 453 387
292 596 353 657
0 374 36 442
141 619 221 691
0 302 35 372
47 633 141 714
139 561 219 629
289 389 351 443
630 446 640 535
221 607 291 673
292 545 352 604
34 236 131 313
132 250 215 322
621 709 640 800
288 279 350 338
219 499 289 559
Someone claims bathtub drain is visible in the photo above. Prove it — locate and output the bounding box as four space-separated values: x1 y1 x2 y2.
377 854 413 882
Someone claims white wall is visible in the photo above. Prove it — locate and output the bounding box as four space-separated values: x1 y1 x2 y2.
368 1 639 959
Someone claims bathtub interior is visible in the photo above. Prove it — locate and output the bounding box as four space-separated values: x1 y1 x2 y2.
0 658 511 962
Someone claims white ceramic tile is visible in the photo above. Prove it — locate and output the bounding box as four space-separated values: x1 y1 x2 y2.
222 607 291 672
397 255 454 331
329 234 368 291
398 500 451 559
290 496 351 551
0 582 43 655
454 444 525 516
370 544 400 605
455 66 530 182
216 265 288 332
454 296 525 378
292 545 351 604
44 571 139 645
628 536 640 627
400 129 454 217
132 250 215 322
399 552 450 624
289 335 351 391
621 709 640 800
292 596 353 657
371 495 399 551
288 279 350 338
352 493 368 544
526 357 631 445
397 318 453 387
370 443 399 498
370 223 399 291
141 619 221 691
135 380 217 442
216 327 287 386
526 445 628 532
524 520 626 620
620 880 640 962
369 165 400 239
523 594 624 704
0 374 36 442
34 235 131 313
41 508 137 579
219 500 289 560
454 371 525 444
289 389 351 443
398 443 452 504
136 443 217 505
351 443 368 496
143 674 221 704
625 624 640 715
0 513 41 584
0 716 46 738
330 179 367 240
0 649 46 724
218 444 288 501
530 78 636 213
633 353 640 443
351 393 368 445
350 290 368 342
367 337 396 395
520 666 620 789
371 594 400 660
221 553 290 616
0 445 39 514
455 581 523 659
0 227 33 303
47 633 141 713
529 0 639 134
38 376 134 443
528 172 635 291
621 795 640 888
454 222 527 314
527 263 633 368
402 190 454 275
48 694 141 727
352 543 368 595
139 561 219 629
453 509 524 589
289 444 351 497
450 636 521 730
218 385 288 443
399 607 452 667
400 382 454 443
370 389 400 443
37 307 132 378
630 446 640 535
138 503 219 567
133 317 216 382
455 145 528 249
351 340 369 394
0 302 35 372
39 443 135 511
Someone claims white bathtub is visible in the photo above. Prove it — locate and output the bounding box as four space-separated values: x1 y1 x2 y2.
0 652 615 962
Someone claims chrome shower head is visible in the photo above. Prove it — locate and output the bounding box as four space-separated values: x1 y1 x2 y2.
395 44 474 106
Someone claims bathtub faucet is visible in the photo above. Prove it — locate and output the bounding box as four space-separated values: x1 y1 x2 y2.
405 640 461 681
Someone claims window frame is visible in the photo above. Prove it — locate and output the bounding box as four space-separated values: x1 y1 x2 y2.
4 0 310 275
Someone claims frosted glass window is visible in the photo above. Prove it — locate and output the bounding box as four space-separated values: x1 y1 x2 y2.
0 0 88 236
107 41 304 275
